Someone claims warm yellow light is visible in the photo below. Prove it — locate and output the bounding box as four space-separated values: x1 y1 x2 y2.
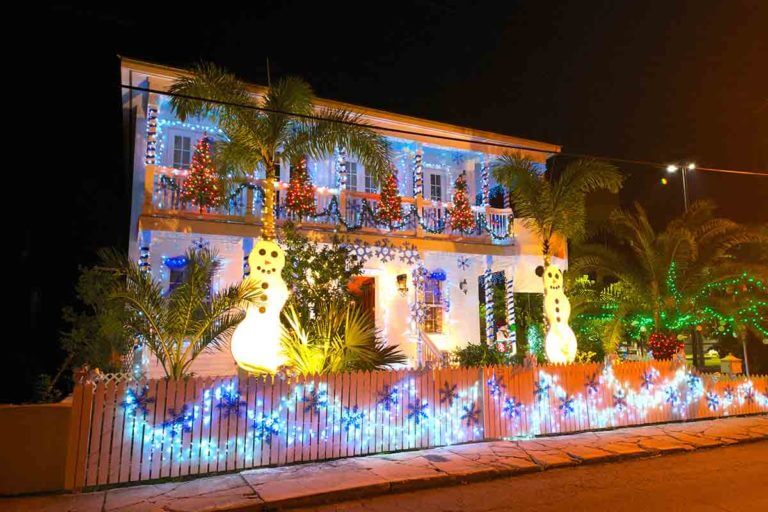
687 163 696 170
231 240 289 374
666 164 678 173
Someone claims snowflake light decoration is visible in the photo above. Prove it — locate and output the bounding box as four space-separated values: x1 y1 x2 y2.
664 386 680 405
503 397 523 419
163 405 194 437
744 387 756 404
461 401 481 427
253 414 280 444
706 391 719 411
585 373 600 395
348 239 372 263
559 394 576 416
457 256 470 271
407 399 429 425
215 386 246 419
374 238 396 263
121 385 154 416
641 368 659 391
303 388 329 413
342 405 364 431
409 302 427 324
376 385 399 412
486 375 505 398
687 374 703 395
723 385 735 401
398 242 421 265
613 389 628 411
534 378 550 402
439 382 458 406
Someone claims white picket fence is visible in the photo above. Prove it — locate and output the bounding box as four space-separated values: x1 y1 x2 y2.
64 362 768 490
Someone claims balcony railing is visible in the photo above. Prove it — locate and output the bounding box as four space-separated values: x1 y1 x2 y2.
144 165 514 244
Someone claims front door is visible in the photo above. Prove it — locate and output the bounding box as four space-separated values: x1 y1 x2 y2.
348 276 376 319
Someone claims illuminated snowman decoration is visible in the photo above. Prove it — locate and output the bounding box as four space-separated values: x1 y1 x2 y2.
230 240 289 374
536 264 577 364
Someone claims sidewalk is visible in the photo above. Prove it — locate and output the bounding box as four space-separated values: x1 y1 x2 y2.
5 415 767 512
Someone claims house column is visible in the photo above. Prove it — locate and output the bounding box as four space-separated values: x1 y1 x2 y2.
413 148 424 199
139 230 152 273
242 237 253 278
335 147 348 189
484 255 495 343
505 268 517 349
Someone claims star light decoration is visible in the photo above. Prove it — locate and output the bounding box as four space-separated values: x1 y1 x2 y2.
408 398 429 425
503 397 523 419
439 382 459 406
376 385 399 411
121 385 155 416
461 401 481 427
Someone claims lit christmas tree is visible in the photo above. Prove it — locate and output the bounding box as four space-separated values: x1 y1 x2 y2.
377 169 403 227
449 171 475 232
285 156 316 219
180 137 223 212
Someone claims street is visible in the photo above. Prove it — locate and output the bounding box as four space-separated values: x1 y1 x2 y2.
296 441 768 512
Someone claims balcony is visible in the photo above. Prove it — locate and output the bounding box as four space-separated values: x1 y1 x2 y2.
142 165 514 246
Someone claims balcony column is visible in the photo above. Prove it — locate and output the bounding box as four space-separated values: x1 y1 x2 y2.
144 98 159 166
138 230 152 274
335 148 348 228
242 237 253 278
481 158 490 207
484 255 495 344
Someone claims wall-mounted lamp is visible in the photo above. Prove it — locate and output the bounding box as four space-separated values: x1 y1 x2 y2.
459 278 468 295
396 274 409 297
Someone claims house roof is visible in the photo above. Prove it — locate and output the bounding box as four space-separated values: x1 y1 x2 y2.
121 57 561 160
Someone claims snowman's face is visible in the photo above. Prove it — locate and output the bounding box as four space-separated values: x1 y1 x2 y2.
249 240 285 276
543 265 563 292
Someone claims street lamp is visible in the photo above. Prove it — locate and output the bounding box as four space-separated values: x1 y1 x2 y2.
665 162 696 212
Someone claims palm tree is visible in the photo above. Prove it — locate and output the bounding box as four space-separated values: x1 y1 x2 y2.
491 153 623 265
569 200 768 356
111 248 263 379
169 63 392 240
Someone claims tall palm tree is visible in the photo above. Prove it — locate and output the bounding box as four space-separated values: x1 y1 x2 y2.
111 248 262 379
491 153 623 265
570 200 768 355
169 63 392 240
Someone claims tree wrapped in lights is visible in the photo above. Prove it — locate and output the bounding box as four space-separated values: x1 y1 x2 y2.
180 137 224 212
285 156 316 219
449 171 475 233
377 169 403 228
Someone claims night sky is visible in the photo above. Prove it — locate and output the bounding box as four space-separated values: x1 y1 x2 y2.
11 2 767 402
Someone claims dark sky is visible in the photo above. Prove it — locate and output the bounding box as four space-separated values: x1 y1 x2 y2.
10 1 767 401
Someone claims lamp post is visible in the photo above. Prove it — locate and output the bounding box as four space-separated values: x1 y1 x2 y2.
665 162 696 212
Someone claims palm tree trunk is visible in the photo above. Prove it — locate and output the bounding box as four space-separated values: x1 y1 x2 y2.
262 161 278 240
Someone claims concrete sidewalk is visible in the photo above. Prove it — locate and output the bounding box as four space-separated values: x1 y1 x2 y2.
4 415 767 512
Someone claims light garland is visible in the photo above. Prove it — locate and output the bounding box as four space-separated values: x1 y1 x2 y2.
484 267 495 343
413 150 423 198
145 106 159 165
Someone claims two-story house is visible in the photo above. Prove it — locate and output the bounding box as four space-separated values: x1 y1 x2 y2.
121 59 566 377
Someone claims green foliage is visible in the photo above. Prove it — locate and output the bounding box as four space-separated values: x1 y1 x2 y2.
492 153 623 259
526 323 546 362
60 250 135 373
280 222 364 314
452 338 510 367
280 300 406 374
169 63 391 239
112 247 262 379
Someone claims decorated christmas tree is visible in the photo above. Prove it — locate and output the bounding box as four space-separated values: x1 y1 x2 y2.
180 137 223 212
285 156 316 218
377 169 403 227
449 171 475 232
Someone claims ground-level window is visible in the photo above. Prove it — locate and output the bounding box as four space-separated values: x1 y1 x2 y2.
423 278 443 333
364 169 377 193
429 174 442 202
173 135 192 169
168 267 188 293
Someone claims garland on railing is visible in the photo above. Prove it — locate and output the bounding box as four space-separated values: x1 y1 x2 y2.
156 176 514 240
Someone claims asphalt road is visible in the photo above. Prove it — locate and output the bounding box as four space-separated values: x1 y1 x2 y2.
294 441 768 512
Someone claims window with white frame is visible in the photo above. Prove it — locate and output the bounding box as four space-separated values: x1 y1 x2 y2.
429 173 442 202
423 278 444 333
364 169 377 193
172 135 192 169
345 162 358 190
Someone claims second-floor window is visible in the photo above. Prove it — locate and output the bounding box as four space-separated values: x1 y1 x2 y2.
173 135 192 169
364 169 377 193
345 162 358 190
429 174 442 202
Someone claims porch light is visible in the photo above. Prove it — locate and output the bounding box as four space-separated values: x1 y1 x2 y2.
459 278 468 294
396 274 409 297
